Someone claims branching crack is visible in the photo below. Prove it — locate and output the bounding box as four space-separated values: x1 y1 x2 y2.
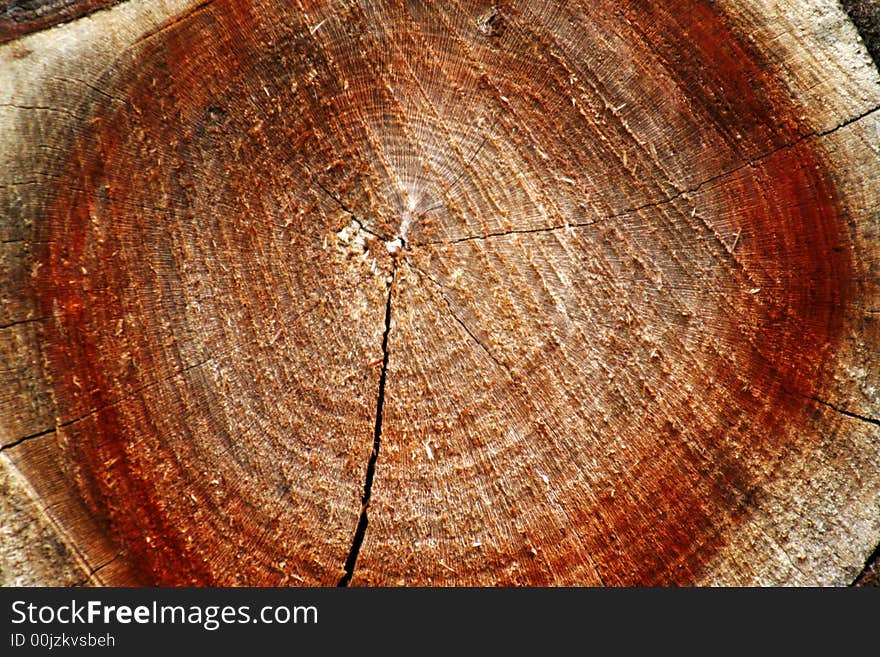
338 265 396 586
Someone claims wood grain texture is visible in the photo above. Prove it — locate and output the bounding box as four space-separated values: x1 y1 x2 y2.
1 0 879 586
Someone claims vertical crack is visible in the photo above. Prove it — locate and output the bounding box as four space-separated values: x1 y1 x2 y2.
338 265 396 586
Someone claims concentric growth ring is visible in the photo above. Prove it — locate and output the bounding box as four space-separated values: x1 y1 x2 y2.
31 0 853 585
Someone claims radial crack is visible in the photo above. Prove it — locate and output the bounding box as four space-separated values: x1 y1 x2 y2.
407 260 508 371
0 316 48 331
425 218 603 246
807 395 880 428
338 265 396 586
420 103 880 248
0 427 55 452
317 182 389 241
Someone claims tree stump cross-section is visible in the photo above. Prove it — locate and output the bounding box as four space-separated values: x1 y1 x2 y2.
1 0 879 586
